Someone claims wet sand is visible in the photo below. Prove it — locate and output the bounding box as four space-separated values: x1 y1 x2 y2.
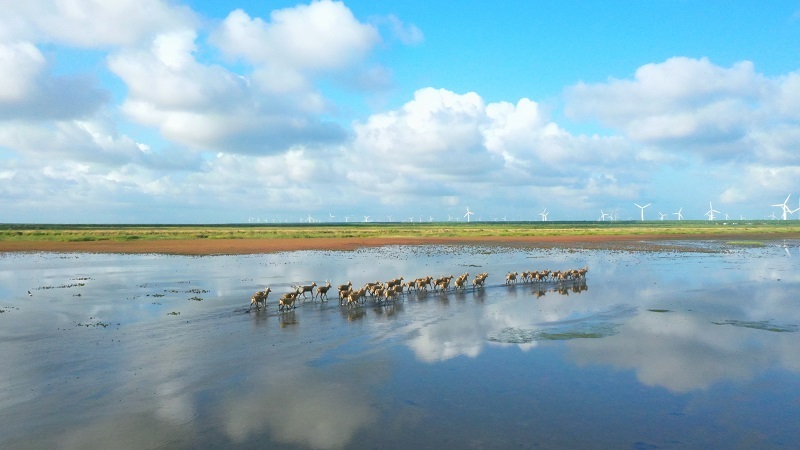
1 232 795 254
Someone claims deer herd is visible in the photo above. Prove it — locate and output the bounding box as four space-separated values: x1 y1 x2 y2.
249 266 588 312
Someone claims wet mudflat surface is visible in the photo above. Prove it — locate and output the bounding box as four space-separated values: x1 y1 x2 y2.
1 241 800 449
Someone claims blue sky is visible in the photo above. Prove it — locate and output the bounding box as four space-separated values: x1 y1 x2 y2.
2 0 800 223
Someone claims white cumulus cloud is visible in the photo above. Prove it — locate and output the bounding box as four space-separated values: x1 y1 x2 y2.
109 29 346 154
210 1 381 93
346 87 640 209
565 57 800 166
0 0 196 47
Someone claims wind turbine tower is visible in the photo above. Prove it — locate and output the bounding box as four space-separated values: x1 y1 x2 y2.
634 203 651 221
772 195 793 220
705 202 720 221
673 207 683 220
464 207 475 223
539 208 548 222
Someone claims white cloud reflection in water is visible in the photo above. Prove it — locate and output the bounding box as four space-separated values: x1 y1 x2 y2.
221 365 378 449
401 245 800 395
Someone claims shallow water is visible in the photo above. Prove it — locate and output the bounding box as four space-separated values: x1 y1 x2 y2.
1 242 800 449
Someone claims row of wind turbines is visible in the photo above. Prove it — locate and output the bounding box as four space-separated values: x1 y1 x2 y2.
249 195 800 224
626 195 800 222
630 203 695 221
251 207 519 224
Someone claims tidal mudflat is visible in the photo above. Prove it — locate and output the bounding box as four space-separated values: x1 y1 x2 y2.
1 241 799 448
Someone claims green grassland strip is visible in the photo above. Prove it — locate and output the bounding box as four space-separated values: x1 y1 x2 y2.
1 221 800 243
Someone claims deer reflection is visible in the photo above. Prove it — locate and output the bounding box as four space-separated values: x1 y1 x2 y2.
533 279 588 298
278 311 298 328
372 303 400 318
251 307 271 327
342 307 366 322
413 290 430 302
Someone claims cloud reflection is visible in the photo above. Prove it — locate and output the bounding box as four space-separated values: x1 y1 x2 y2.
407 308 489 362
221 366 378 449
402 249 800 396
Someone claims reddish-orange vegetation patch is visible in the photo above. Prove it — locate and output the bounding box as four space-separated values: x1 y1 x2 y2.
1 233 795 255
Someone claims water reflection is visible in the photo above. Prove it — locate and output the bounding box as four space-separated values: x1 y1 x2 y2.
220 364 379 449
342 306 366 321
279 310 298 327
2 243 800 448
400 248 800 398
566 282 800 392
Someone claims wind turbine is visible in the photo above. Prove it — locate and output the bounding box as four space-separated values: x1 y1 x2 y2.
772 195 793 220
539 208 548 222
658 212 667 220
673 207 683 220
464 207 475 223
705 202 720 221
634 203 651 221
363 215 370 223
329 213 335 222
306 214 315 224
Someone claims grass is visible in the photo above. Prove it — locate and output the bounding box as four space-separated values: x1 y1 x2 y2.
1 220 799 243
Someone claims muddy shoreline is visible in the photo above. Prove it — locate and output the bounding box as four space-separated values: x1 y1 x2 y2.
2 232 797 254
